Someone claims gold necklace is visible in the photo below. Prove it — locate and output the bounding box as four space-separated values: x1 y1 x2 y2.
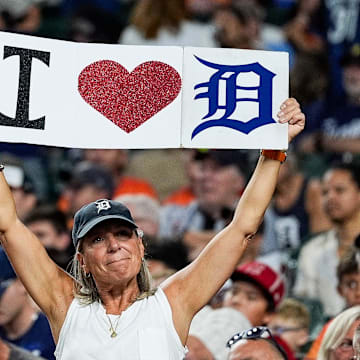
105 298 137 338
106 313 122 338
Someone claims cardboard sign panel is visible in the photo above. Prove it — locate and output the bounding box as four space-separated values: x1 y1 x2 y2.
181 47 289 149
0 32 289 149
0 32 183 148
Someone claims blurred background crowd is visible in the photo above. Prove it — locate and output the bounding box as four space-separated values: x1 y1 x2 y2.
2 0 360 359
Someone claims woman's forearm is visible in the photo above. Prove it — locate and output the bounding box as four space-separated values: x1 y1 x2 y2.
232 154 281 235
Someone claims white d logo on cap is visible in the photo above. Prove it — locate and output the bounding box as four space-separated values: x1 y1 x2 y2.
95 199 111 213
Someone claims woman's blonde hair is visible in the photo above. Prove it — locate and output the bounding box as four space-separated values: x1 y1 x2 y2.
70 229 155 305
318 305 360 360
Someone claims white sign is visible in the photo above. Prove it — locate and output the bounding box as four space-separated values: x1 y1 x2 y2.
182 47 289 149
0 32 288 149
0 32 183 149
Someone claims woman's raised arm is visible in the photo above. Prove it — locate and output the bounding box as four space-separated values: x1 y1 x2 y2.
0 170 73 337
162 98 306 344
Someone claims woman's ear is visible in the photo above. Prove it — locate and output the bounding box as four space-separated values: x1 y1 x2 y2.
136 230 145 259
139 239 145 259
77 252 88 273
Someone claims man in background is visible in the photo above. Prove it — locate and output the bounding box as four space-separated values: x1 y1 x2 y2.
159 150 248 260
294 161 360 318
24 206 73 271
0 250 55 359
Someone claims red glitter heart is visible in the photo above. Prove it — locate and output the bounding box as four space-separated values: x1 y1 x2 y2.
78 60 182 133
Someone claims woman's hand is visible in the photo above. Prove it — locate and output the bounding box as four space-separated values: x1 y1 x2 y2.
277 98 306 143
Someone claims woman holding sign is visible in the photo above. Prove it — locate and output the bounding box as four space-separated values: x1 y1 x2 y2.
0 98 305 359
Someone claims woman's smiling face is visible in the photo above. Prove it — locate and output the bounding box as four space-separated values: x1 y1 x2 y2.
78 219 144 287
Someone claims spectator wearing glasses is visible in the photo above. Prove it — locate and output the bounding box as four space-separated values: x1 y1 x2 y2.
268 298 310 359
227 326 288 360
336 245 360 309
306 245 360 359
317 305 360 360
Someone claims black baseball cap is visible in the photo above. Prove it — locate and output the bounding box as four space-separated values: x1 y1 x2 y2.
72 199 138 248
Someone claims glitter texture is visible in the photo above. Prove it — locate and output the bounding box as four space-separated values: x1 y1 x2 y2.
0 46 50 129
78 60 182 133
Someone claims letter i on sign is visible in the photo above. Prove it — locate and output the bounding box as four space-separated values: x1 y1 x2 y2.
0 46 50 130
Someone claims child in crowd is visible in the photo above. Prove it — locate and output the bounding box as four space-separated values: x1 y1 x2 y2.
223 261 285 326
269 298 310 360
336 246 360 309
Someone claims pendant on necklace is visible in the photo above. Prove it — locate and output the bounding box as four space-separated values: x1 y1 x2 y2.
110 331 117 338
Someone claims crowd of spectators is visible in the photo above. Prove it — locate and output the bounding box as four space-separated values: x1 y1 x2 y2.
2 0 360 359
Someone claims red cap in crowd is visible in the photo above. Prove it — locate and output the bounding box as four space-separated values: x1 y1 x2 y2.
231 261 285 310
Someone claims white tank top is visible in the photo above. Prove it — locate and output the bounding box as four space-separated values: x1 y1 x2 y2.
55 288 186 359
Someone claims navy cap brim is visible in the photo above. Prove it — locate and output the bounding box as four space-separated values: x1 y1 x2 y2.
76 215 138 240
